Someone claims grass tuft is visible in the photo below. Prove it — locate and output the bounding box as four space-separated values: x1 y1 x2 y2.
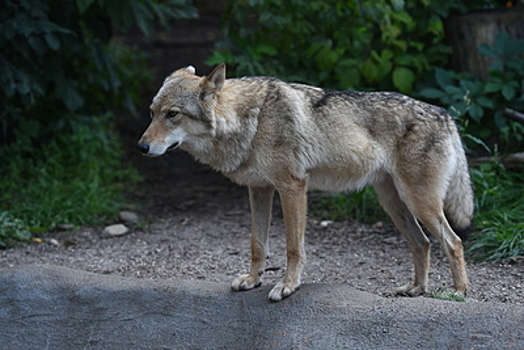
466 162 524 261
310 187 387 224
428 288 468 302
0 114 139 247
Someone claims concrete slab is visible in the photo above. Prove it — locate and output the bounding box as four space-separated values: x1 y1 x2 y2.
0 265 522 349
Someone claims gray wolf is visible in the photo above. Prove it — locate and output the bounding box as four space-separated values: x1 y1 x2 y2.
137 64 473 302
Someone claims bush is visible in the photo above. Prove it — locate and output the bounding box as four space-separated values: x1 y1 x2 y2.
0 115 140 247
0 212 32 249
467 162 524 261
418 31 524 154
0 0 197 247
207 0 498 94
0 0 197 142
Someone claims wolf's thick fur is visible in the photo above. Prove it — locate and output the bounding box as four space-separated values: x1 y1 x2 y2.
138 64 474 301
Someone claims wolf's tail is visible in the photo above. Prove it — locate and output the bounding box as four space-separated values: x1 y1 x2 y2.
444 139 474 240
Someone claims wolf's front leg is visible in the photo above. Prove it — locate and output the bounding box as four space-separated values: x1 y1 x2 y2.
268 176 308 302
231 185 275 291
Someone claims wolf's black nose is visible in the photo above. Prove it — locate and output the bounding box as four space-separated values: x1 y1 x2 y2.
136 142 149 154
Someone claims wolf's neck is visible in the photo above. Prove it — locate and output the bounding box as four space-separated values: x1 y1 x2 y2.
184 102 259 174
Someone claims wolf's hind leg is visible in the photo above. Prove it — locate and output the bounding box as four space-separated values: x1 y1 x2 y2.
373 175 431 296
231 185 274 291
409 200 469 295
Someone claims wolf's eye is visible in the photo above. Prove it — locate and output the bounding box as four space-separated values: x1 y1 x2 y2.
166 111 179 119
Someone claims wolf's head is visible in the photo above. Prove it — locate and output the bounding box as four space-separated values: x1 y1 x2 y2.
137 64 226 157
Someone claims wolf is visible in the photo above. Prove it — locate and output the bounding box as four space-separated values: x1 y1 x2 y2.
137 64 474 302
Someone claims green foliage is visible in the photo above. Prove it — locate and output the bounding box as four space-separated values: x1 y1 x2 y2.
0 212 32 248
0 0 197 143
418 31 524 154
466 162 524 261
0 115 140 247
0 0 197 246
208 0 465 93
311 187 387 224
429 288 467 302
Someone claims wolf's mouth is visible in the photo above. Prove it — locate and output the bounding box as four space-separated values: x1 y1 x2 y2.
167 142 180 152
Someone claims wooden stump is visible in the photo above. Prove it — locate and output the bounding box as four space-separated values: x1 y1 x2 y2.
445 7 524 78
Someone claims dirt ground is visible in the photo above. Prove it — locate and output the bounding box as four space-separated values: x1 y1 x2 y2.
1 119 523 305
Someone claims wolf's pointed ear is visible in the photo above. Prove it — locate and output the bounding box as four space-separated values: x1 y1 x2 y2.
201 64 226 101
165 65 196 82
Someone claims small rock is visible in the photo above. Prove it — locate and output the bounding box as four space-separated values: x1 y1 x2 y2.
104 224 129 237
57 223 74 231
49 238 60 247
372 221 384 229
320 220 333 228
119 211 139 225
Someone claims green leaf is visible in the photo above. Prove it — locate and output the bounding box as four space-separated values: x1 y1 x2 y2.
29 226 49 233
256 44 277 56
502 85 516 101
44 33 60 50
361 59 378 83
338 67 361 89
477 44 499 59
489 60 504 73
382 24 402 42
449 101 467 117
205 50 233 66
380 49 394 61
28 36 47 54
464 134 491 153
392 67 415 93
469 104 484 122
56 81 84 111
476 96 495 109
435 68 453 89
314 45 339 69
443 85 463 96
485 82 502 93
376 60 393 81
494 30 524 57
392 39 407 51
131 1 154 39
494 110 507 129
418 87 446 99
459 79 477 93
394 54 412 66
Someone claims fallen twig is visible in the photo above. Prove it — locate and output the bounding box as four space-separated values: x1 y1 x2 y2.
504 108 524 125
470 152 524 168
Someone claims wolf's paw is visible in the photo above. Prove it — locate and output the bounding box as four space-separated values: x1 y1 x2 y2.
231 274 262 291
396 283 426 297
268 281 300 302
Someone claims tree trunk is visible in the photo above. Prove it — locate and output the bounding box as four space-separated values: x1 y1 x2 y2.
445 7 524 79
